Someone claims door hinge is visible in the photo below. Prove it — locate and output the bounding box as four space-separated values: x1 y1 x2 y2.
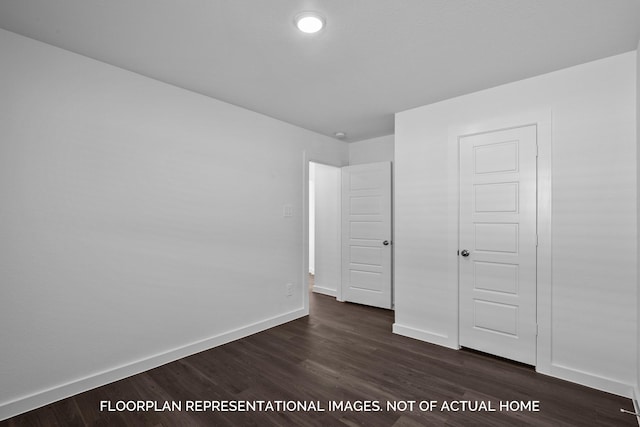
536 324 539 336
536 234 539 247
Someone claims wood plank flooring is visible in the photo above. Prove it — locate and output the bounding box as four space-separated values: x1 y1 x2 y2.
2 289 636 426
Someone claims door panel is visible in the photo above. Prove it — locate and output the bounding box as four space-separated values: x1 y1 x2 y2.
474 223 518 253
459 126 537 365
474 262 518 294
473 300 518 336
342 162 392 309
474 182 518 212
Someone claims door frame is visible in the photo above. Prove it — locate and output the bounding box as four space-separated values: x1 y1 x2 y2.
448 110 552 373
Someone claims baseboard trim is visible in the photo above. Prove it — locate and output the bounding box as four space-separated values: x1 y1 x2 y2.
312 286 337 297
392 323 458 350
536 362 635 399
0 308 307 421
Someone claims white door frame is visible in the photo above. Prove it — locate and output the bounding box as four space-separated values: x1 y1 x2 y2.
448 110 552 373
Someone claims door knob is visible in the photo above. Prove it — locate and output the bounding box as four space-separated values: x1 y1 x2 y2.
383 240 390 246
460 249 470 257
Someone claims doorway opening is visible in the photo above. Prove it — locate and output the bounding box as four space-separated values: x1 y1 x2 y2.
308 161 341 299
304 159 394 312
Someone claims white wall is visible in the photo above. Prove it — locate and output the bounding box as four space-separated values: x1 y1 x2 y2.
312 163 341 297
395 52 637 397
0 29 348 420
636 39 640 402
349 134 394 165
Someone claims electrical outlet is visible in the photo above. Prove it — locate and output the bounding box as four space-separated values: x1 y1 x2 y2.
283 204 294 217
285 283 293 297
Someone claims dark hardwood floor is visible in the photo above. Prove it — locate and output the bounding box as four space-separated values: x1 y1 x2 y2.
2 288 637 426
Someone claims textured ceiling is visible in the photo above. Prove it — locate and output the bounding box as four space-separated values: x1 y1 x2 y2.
0 0 638 142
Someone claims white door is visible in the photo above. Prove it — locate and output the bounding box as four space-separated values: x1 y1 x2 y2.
341 162 392 309
459 125 537 365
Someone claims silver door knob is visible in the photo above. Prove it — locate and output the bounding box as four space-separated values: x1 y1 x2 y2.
460 249 470 257
383 240 390 246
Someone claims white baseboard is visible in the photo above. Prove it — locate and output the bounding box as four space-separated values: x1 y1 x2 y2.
393 323 637 403
0 308 306 422
392 323 458 350
312 286 337 297
536 362 634 398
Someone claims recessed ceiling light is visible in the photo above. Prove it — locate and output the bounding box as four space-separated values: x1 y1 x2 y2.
295 12 325 34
